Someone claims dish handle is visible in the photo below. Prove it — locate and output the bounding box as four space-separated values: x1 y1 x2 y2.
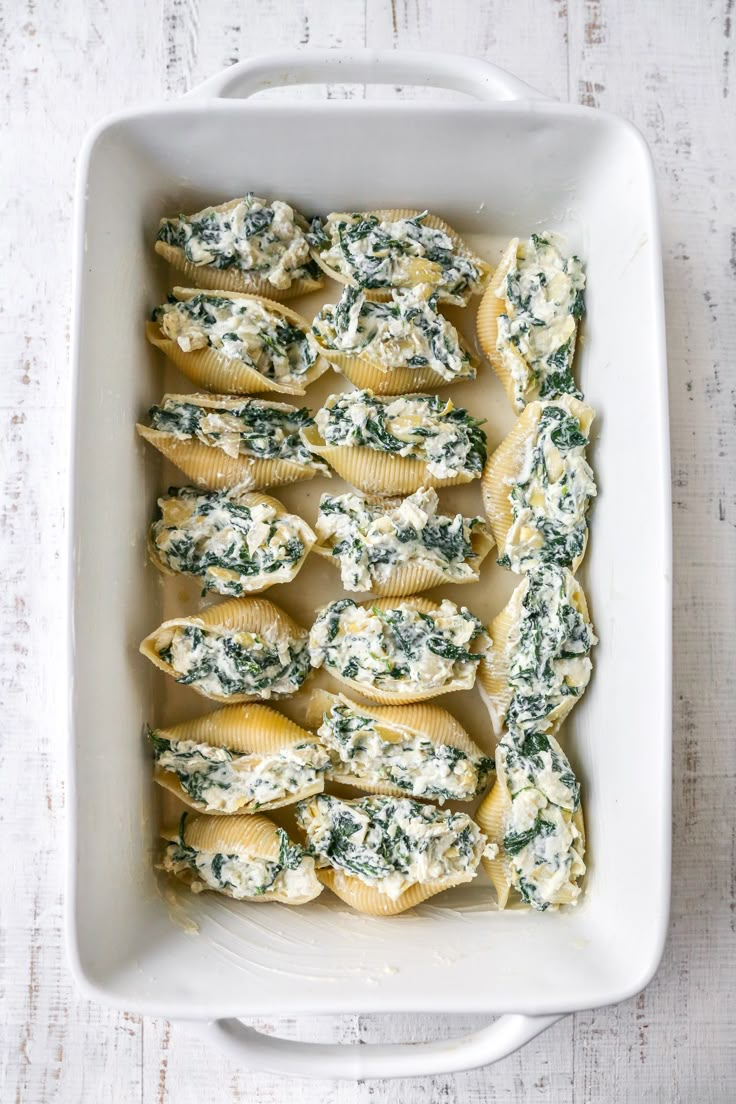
185 1012 563 1079
184 49 544 103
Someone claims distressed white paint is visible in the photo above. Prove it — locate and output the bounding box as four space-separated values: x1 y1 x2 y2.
1 0 734 1100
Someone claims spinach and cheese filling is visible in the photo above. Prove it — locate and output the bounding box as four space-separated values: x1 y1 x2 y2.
310 284 475 381
316 698 493 802
496 233 586 409
310 211 486 304
154 622 311 699
497 730 585 911
148 397 323 468
309 599 486 693
296 794 487 899
315 391 487 480
502 402 596 571
315 487 487 591
149 728 329 813
504 566 597 734
153 293 317 385
150 487 311 596
162 814 317 899
156 194 320 289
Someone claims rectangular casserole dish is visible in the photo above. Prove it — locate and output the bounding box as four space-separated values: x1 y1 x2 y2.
68 50 671 1079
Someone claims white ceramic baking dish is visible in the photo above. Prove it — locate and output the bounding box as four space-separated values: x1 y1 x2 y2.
68 50 671 1079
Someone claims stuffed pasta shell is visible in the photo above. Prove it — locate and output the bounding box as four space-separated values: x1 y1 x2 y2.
148 487 315 596
480 565 596 737
136 393 328 491
160 811 322 904
308 208 490 305
307 689 493 803
147 289 328 396
140 597 311 703
477 232 586 411
296 793 487 915
303 390 487 495
155 194 323 300
309 596 488 704
313 487 492 595
148 704 329 814
482 395 596 573
475 730 586 911
309 284 476 394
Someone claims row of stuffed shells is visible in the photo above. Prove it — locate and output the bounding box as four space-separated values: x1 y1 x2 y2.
147 484 493 599
472 237 591 913
147 285 479 399
139 594 491 706
156 198 490 306
160 796 492 916
149 691 494 816
140 579 595 722
136 390 488 498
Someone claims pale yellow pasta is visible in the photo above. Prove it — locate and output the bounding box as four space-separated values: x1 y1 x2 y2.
475 240 520 404
136 392 326 491
476 235 585 411
310 208 491 305
308 595 488 705
150 703 327 813
312 490 493 596
476 739 586 911
306 688 493 799
155 197 323 301
481 395 595 573
302 423 473 495
139 597 311 703
317 866 476 916
147 488 316 596
160 812 323 904
146 288 328 396
478 566 595 736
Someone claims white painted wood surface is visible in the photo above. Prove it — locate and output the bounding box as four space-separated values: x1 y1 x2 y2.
2 0 734 1099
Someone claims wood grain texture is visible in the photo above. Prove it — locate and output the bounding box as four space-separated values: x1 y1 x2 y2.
1 0 734 1100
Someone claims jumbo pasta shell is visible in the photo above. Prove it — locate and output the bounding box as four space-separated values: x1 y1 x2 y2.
309 334 478 396
312 504 493 596
306 688 492 799
301 423 473 496
478 571 593 736
474 770 513 909
160 813 322 904
477 238 581 411
311 209 491 305
136 393 325 491
139 597 310 703
146 289 329 396
476 239 522 407
481 395 595 569
313 595 486 705
155 199 324 302
317 865 479 916
475 757 587 910
147 490 316 594
151 703 325 813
